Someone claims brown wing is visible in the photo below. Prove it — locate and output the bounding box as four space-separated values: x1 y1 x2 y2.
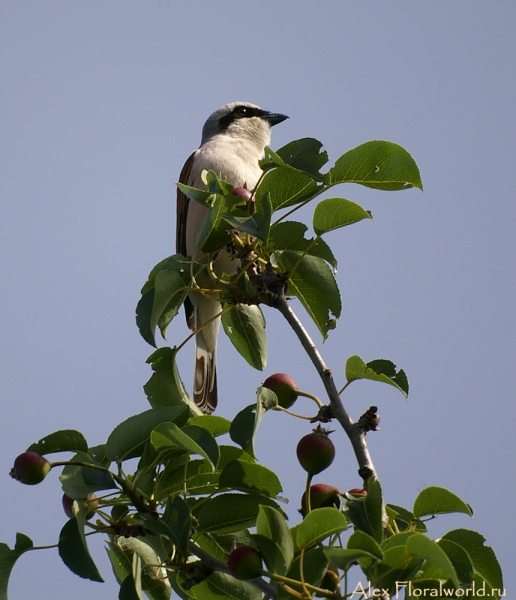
177 152 196 331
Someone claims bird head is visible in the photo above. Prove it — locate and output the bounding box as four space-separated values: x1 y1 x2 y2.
200 102 288 150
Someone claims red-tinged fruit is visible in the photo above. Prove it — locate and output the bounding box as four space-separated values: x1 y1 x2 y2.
348 488 367 497
296 428 335 475
62 493 75 519
232 186 252 202
227 545 262 580
62 493 99 519
301 483 341 516
263 373 299 409
10 451 51 485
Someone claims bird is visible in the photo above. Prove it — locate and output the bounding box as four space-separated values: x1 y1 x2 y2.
176 102 288 413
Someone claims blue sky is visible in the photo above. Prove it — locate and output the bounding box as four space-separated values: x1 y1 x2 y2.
1 2 515 598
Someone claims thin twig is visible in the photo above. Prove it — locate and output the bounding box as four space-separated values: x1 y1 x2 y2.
272 295 378 483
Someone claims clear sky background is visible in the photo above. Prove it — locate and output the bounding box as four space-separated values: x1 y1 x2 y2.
1 2 515 598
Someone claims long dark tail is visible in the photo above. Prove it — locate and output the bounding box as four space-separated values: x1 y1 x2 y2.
194 345 217 414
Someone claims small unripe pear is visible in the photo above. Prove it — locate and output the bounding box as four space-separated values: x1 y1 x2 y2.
62 493 99 519
263 373 299 409
227 545 262 580
10 451 51 485
300 483 341 516
296 429 335 475
348 488 367 498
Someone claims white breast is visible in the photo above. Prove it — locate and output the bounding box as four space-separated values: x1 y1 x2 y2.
185 137 264 257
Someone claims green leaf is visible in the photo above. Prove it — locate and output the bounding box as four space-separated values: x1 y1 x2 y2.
219 460 282 497
119 573 142 600
382 531 418 551
364 477 384 543
343 477 383 541
229 400 267 460
105 406 186 462
60 456 115 499
324 547 379 570
182 425 220 467
187 415 231 437
296 507 348 549
162 495 192 557
197 493 283 535
274 251 341 338
108 537 171 600
277 547 328 600
176 182 212 206
229 404 256 458
261 138 328 180
137 254 195 346
27 429 88 455
413 486 473 518
325 140 423 191
222 191 271 241
152 270 188 341
58 516 103 582
386 503 426 532
190 571 262 600
151 422 218 470
0 534 33 600
195 184 243 253
344 496 372 537
221 304 267 370
133 496 191 557
144 347 201 414
259 145 288 170
203 170 235 195
256 386 279 411
441 529 503 592
313 197 372 236
256 167 321 212
347 530 384 560
189 531 234 563
106 539 131 586
345 355 409 397
437 538 474 583
251 534 288 577
375 545 424 593
277 138 329 177
254 506 294 576
268 221 337 270
136 288 156 347
221 213 265 240
406 533 460 587
141 254 194 295
470 573 503 600
156 458 219 498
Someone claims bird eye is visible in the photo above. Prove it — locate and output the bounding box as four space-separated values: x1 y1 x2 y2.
233 106 249 117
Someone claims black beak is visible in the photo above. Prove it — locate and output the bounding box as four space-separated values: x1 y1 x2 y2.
262 112 289 126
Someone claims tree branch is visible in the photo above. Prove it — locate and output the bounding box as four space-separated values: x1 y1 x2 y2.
272 295 378 483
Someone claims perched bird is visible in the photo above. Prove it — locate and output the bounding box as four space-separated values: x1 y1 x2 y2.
176 102 288 413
